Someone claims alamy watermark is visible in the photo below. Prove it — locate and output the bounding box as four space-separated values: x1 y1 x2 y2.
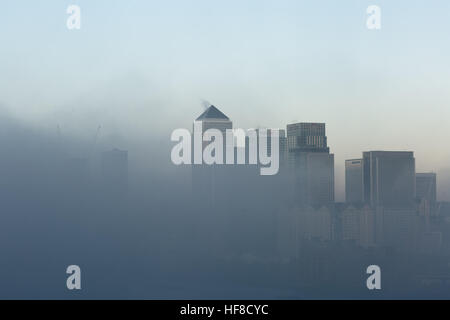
170 122 280 176
66 5 81 30
65 5 381 31
66 265 81 290
367 5 381 30
366 265 381 290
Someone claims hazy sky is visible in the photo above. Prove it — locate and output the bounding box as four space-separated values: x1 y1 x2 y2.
1 0 450 200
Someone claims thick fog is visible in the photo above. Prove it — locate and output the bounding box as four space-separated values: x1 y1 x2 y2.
1 104 450 299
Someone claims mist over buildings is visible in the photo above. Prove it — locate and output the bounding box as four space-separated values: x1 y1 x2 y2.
1 0 450 300
1 99 450 299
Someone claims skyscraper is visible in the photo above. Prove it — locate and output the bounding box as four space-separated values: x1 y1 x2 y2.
192 105 232 208
287 122 334 206
416 172 437 216
345 152 417 248
194 105 232 136
306 152 334 205
287 122 329 153
362 151 415 208
416 172 437 205
345 159 364 204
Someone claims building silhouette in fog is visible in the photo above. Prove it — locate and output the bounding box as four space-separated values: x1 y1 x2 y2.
101 148 128 193
345 159 364 204
194 105 232 139
346 151 415 209
363 151 415 208
416 172 437 205
287 122 329 153
192 105 232 209
416 172 437 218
287 122 334 206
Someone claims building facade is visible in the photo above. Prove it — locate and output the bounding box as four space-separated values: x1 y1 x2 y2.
287 122 334 206
345 159 364 204
362 151 415 208
416 172 437 205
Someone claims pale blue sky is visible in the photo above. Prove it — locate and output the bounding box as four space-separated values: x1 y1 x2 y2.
1 1 450 199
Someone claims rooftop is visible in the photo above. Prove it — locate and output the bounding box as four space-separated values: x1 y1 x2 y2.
196 105 229 121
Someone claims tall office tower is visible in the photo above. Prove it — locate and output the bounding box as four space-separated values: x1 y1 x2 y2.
194 104 232 136
287 122 329 153
416 173 437 205
345 159 364 204
287 122 334 206
306 152 334 205
192 105 232 209
362 151 415 208
416 172 437 217
101 148 128 193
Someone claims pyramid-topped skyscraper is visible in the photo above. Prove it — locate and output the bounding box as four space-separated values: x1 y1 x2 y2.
196 105 230 121
192 104 233 210
194 105 232 135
